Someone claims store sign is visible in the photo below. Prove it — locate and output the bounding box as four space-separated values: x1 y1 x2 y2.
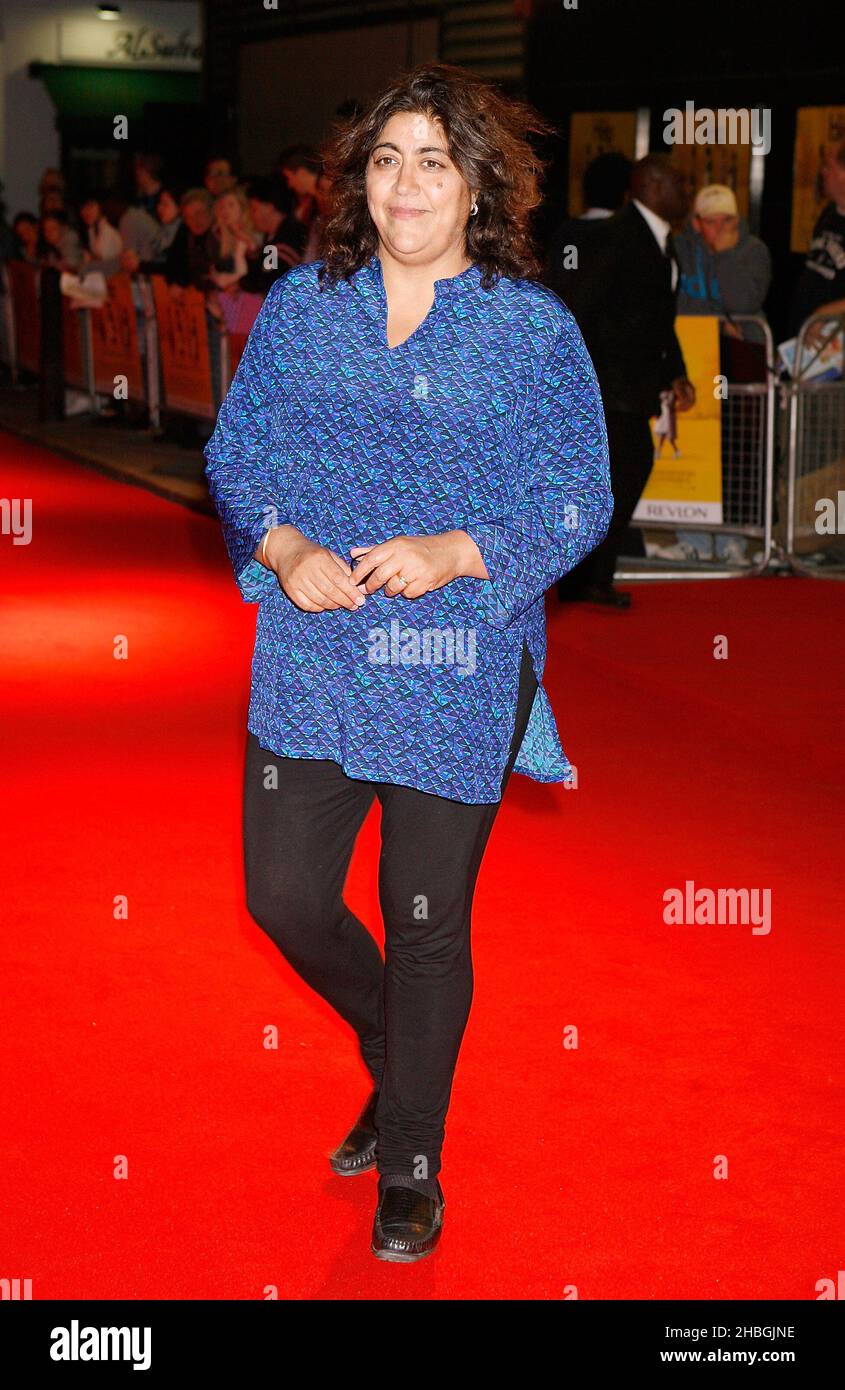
58 10 201 71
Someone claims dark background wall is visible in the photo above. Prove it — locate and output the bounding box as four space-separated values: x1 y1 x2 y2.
527 0 842 338
201 0 842 339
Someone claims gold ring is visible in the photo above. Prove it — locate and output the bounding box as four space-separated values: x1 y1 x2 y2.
397 574 409 587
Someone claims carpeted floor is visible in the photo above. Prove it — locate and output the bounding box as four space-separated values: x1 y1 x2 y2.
1 429 842 1300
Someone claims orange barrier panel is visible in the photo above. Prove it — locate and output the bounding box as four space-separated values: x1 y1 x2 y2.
150 276 214 418
6 261 40 374
89 273 144 401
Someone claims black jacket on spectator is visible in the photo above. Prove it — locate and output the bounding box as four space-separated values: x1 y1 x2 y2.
789 202 845 337
164 222 217 289
239 212 308 295
546 202 686 417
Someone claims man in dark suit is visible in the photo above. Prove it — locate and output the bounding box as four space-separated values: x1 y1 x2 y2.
546 154 696 608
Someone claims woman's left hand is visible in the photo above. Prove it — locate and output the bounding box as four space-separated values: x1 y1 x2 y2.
349 530 485 598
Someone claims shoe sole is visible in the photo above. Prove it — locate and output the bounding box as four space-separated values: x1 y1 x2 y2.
371 1243 438 1263
328 1154 377 1176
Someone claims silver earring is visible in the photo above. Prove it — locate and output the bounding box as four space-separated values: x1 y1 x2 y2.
469 201 478 216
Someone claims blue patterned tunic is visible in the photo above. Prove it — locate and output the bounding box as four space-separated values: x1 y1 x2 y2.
203 253 612 803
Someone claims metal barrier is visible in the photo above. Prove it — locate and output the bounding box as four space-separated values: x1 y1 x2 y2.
783 310 845 577
1 261 238 425
618 314 777 581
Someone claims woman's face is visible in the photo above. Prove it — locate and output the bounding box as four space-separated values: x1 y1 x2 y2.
157 191 179 225
42 217 62 248
16 221 38 249
215 193 240 228
366 110 474 265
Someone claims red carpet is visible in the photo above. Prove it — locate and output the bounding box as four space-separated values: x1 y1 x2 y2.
1 429 842 1300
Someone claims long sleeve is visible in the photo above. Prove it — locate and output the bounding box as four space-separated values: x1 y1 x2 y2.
463 310 613 628
203 273 296 602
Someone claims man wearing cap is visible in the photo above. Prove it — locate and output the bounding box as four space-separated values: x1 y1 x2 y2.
675 184 771 320
660 184 772 565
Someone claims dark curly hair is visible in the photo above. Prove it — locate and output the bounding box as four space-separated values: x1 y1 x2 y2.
316 62 558 292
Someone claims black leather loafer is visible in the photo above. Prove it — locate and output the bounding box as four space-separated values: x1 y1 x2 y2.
328 1089 379 1176
371 1182 445 1262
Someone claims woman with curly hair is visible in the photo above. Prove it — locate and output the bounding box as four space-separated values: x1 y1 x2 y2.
204 62 612 1263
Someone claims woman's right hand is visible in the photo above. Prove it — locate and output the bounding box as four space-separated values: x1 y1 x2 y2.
261 526 367 612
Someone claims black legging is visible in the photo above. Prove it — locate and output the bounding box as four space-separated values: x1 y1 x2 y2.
242 639 539 1185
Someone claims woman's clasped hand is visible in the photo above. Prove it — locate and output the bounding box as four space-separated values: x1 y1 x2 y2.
261 525 482 612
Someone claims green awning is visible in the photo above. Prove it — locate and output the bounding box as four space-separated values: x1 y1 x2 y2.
32 63 200 120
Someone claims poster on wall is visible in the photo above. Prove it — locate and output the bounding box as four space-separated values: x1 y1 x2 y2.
667 124 752 222
568 112 638 215
633 316 723 526
791 107 845 254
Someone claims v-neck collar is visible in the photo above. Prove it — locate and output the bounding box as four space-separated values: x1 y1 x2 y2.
353 251 481 325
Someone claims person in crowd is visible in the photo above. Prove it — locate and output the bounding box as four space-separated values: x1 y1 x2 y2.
152 185 184 257
38 210 84 272
204 156 238 200
209 187 260 285
206 188 264 332
12 213 40 264
789 140 845 342
119 205 162 266
38 168 67 218
545 151 633 297
118 186 184 276
204 62 612 1264
80 192 123 264
548 153 695 608
241 176 305 294
662 184 772 566
163 189 217 290
300 167 334 263
40 188 67 217
83 201 161 278
132 152 164 217
675 184 771 319
277 144 322 241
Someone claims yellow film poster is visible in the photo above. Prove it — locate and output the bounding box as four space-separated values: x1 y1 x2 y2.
569 112 637 215
633 316 723 526
669 128 751 222
791 107 845 253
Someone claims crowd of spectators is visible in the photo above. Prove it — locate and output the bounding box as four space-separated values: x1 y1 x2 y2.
2 145 332 340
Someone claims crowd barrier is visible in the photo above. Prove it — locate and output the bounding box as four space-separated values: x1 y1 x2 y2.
783 310 845 578
619 314 776 580
0 260 252 429
3 271 843 584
